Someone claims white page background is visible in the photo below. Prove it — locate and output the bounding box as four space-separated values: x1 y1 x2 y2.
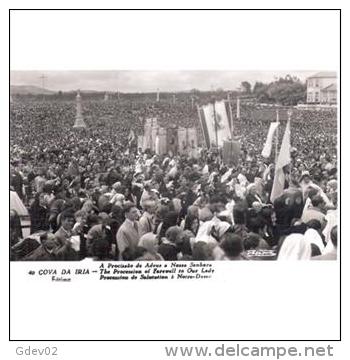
1 4 347 360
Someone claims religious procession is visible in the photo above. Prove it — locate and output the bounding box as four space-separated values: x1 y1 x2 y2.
10 71 338 261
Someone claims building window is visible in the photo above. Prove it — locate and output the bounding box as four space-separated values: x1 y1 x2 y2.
308 79 313 87
307 93 313 102
315 79 319 87
315 92 319 102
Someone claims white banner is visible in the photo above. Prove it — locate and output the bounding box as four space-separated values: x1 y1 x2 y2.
201 101 231 148
261 122 279 158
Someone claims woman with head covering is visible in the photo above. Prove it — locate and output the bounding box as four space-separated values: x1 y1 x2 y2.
110 193 125 208
182 205 200 235
303 225 325 255
313 225 337 260
194 214 232 259
326 179 337 194
277 234 312 260
137 233 164 261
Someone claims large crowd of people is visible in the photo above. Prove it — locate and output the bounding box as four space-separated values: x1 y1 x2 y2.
10 96 338 261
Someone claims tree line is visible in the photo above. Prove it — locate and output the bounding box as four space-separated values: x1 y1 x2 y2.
240 75 306 106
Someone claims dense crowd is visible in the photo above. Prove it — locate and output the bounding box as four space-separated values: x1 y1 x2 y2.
10 98 338 261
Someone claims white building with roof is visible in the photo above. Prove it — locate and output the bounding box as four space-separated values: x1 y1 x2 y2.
306 71 337 104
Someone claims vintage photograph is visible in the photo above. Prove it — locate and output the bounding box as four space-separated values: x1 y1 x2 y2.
9 70 338 262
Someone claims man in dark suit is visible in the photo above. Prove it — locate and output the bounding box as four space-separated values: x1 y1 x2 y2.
273 180 304 232
116 202 140 260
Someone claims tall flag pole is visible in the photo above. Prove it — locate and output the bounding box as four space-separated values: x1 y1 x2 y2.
236 96 240 119
261 120 279 158
212 98 218 148
228 96 234 138
275 109 280 159
270 110 292 202
197 104 210 149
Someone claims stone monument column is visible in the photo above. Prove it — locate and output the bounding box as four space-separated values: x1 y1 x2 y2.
73 90 87 129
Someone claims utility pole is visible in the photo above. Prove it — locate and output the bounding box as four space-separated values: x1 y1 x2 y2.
39 74 47 100
39 74 47 89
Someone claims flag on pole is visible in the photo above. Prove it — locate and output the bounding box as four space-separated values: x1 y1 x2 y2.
197 101 231 148
215 101 232 145
236 97 240 119
270 121 291 202
197 105 211 149
261 122 279 158
211 100 233 137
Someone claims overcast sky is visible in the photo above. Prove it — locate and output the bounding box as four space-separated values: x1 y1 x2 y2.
10 70 316 93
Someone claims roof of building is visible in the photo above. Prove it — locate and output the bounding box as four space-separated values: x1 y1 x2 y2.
321 83 337 92
308 71 337 79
